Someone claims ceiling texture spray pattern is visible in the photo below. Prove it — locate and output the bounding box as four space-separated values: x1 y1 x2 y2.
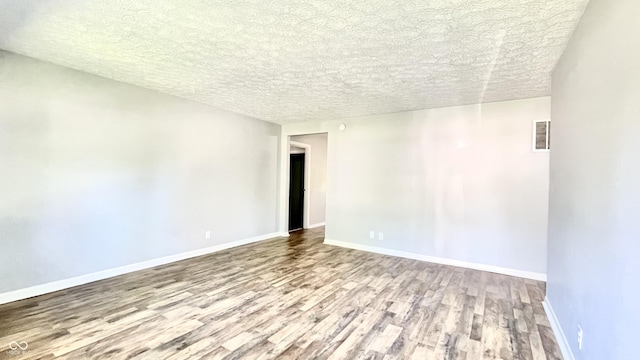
0 0 589 123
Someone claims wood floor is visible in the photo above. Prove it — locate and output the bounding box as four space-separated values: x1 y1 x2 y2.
0 227 562 359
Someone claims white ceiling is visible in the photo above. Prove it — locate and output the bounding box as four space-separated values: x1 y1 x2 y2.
0 0 589 124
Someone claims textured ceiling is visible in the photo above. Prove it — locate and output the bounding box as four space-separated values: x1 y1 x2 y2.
0 0 588 123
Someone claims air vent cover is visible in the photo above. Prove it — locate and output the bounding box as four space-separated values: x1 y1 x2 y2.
533 120 551 151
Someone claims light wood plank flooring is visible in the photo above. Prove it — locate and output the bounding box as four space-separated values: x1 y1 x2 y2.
0 227 562 359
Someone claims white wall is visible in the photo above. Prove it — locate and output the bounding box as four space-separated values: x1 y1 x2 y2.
290 133 327 226
0 51 280 294
547 0 640 358
280 97 550 276
289 145 305 154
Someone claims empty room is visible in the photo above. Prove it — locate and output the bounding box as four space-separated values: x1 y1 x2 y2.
0 0 637 359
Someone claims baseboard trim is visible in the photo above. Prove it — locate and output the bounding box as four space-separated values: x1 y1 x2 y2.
543 297 575 360
0 232 286 305
306 222 326 229
323 239 547 281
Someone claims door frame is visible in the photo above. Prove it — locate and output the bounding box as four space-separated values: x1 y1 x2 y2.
278 125 329 236
289 140 311 230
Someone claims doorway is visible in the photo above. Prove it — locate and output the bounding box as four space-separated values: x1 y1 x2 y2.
288 153 305 231
282 133 327 235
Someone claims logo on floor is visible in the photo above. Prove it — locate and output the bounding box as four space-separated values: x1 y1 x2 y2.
6 341 29 356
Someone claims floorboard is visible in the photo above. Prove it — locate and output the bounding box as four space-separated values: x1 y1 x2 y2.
0 228 562 359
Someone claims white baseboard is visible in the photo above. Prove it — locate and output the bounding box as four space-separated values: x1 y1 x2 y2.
323 239 547 281
306 222 326 229
0 232 285 305
543 297 575 360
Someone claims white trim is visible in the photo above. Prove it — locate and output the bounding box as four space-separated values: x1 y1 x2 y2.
323 239 547 281
543 297 575 360
289 140 312 230
0 232 286 305
307 222 326 229
276 232 290 237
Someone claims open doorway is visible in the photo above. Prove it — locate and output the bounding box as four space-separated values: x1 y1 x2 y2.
287 133 327 233
288 144 306 231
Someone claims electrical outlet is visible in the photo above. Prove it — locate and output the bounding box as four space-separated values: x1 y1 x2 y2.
369 231 375 239
205 230 212 240
378 232 384 241
577 325 583 350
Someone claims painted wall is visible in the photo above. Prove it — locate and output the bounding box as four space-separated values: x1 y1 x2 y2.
547 0 640 358
281 97 550 276
0 51 280 293
290 133 327 226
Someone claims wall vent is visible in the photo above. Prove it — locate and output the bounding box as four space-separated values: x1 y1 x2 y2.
533 120 551 151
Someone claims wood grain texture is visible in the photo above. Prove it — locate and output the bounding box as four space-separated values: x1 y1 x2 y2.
0 228 562 359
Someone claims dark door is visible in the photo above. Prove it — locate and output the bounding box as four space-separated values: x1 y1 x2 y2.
288 153 305 231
